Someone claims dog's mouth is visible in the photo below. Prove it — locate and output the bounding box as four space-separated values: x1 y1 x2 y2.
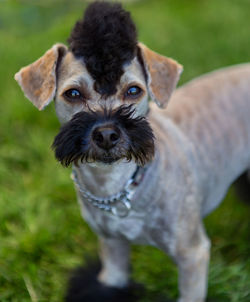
99 155 119 165
52 105 155 167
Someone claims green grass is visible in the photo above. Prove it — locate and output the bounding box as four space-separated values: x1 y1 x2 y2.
0 0 250 301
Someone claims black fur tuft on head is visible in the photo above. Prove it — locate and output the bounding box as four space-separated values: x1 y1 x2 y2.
52 105 155 167
68 1 137 96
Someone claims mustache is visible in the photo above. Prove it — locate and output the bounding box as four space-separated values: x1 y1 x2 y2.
52 105 155 167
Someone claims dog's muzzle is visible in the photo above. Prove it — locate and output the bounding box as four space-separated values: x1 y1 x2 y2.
52 105 155 167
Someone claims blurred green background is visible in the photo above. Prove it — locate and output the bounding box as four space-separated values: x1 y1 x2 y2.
0 0 250 301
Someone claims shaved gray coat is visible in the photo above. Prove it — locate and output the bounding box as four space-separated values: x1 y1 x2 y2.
75 64 250 302
15 38 250 301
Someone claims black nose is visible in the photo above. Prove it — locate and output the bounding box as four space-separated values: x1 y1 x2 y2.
92 125 121 150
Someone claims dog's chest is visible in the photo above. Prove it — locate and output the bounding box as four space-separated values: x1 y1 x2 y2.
74 163 168 246
78 196 152 244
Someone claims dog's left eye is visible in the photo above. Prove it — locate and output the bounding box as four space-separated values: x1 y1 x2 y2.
125 86 142 99
64 89 83 101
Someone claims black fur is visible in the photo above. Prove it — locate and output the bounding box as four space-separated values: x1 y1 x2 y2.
65 261 143 302
52 105 155 167
234 171 250 203
68 1 137 96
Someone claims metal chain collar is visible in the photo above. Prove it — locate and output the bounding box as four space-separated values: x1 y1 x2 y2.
71 166 147 218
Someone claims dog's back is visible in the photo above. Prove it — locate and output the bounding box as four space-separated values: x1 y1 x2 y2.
152 64 250 214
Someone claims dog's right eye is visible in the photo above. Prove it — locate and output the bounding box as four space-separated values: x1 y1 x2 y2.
63 89 83 102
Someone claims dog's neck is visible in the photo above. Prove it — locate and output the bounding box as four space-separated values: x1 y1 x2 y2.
74 160 138 198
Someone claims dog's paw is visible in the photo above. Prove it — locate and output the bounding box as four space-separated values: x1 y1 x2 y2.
65 261 143 302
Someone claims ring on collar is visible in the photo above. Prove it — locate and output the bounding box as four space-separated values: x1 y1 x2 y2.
71 165 147 218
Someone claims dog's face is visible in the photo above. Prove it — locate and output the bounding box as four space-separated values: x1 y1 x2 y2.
53 50 155 166
14 3 182 167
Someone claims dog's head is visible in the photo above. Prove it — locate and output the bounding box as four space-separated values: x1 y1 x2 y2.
15 2 182 167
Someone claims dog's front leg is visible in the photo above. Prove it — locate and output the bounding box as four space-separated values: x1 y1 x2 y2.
98 236 131 288
175 223 211 302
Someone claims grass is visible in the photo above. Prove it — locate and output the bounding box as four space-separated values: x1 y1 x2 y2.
0 0 250 301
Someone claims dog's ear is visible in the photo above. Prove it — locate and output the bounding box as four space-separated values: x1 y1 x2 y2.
138 43 183 108
14 43 68 111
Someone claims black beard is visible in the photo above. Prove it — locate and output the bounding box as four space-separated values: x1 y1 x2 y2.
52 105 155 167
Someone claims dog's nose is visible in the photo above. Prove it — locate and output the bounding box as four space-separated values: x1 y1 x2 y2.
92 126 120 150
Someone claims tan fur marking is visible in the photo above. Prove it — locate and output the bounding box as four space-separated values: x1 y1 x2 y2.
138 43 183 108
15 44 67 110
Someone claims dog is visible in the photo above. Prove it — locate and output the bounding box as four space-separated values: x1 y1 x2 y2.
14 2 250 302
